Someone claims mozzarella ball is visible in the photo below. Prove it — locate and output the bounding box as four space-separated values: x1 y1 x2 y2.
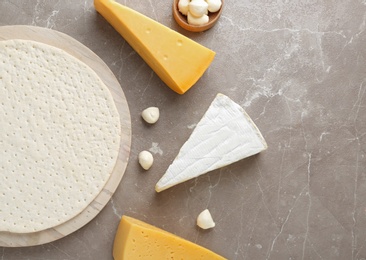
142 107 160 124
178 0 190 15
187 11 209 25
197 209 216 229
138 151 154 170
206 0 222 13
189 0 208 17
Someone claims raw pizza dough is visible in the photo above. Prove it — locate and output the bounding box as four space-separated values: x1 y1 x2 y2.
0 39 121 233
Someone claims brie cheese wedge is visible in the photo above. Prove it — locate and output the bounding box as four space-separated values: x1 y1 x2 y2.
155 93 268 192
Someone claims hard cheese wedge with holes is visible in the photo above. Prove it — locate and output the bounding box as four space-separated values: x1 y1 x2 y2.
113 215 226 259
94 0 215 94
155 93 268 192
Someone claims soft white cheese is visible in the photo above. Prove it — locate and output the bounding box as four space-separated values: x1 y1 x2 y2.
187 11 209 26
197 209 216 229
155 93 267 192
189 0 208 17
139 150 154 170
206 0 222 13
178 0 190 16
141 107 160 124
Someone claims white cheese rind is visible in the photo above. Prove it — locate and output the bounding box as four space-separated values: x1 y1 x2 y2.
155 93 267 192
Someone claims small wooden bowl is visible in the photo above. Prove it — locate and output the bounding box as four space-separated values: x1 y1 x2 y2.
173 0 224 32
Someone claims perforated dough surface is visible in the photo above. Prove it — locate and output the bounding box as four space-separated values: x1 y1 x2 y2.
0 39 121 233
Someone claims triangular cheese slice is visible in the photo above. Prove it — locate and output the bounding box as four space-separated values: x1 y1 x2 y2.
94 0 215 94
113 216 226 259
156 93 267 192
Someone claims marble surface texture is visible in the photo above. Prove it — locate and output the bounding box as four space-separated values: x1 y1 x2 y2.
0 0 365 259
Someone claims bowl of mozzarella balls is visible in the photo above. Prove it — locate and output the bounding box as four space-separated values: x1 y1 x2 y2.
173 0 223 32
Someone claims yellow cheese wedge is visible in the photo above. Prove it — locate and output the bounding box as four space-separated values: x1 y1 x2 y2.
113 215 226 259
94 0 215 94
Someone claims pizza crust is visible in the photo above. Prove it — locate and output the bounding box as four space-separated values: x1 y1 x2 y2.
0 40 121 233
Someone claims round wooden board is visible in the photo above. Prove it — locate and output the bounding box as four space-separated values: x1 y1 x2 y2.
0 25 131 247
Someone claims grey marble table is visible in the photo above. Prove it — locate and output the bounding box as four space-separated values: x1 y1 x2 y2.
1 0 365 259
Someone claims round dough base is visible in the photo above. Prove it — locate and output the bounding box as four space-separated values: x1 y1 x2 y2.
0 39 121 233
0 25 130 247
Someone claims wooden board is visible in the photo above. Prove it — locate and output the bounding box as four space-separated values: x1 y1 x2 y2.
0 25 131 247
